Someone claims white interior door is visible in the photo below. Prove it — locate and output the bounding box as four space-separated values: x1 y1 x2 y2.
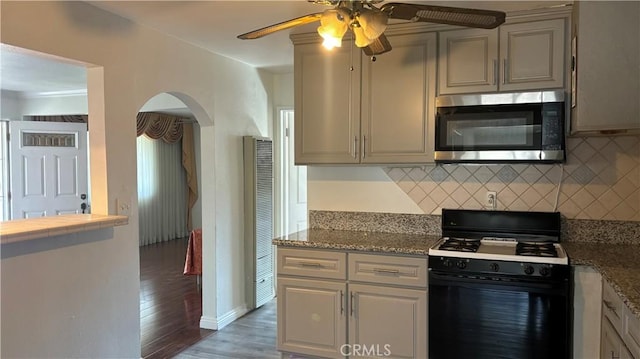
9 121 88 219
282 109 307 234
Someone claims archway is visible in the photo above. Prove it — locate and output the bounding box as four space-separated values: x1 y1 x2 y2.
135 92 213 358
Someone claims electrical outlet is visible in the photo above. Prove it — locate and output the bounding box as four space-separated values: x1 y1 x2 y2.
116 198 131 216
486 191 497 210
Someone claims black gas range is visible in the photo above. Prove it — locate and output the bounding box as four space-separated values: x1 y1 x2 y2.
428 209 571 359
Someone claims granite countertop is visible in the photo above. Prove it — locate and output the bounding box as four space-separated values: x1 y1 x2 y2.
564 241 640 318
273 229 441 256
273 229 640 319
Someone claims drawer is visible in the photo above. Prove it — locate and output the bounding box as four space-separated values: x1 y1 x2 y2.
603 279 625 335
623 305 640 359
348 253 428 287
256 274 274 308
277 248 347 280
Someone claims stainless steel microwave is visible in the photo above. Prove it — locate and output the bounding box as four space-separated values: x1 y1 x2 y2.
434 90 566 163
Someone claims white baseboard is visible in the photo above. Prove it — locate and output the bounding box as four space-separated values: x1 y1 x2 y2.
200 304 249 330
199 315 219 330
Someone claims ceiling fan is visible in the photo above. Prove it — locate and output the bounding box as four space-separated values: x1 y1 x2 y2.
238 0 506 56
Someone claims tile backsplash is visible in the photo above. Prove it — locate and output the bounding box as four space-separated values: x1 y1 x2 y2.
385 136 640 221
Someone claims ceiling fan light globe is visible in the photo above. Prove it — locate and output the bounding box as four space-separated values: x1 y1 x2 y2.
318 25 345 49
321 34 342 49
353 26 374 48
317 8 349 49
358 10 388 40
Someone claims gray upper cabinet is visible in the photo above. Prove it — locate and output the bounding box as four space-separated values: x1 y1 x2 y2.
293 42 360 164
293 30 436 165
439 18 566 94
360 32 436 164
571 1 640 134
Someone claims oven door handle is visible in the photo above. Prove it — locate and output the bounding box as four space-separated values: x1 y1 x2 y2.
429 271 568 295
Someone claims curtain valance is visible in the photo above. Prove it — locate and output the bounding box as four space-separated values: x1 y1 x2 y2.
136 112 185 144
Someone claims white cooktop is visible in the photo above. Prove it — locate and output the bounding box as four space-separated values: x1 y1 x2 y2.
428 238 569 265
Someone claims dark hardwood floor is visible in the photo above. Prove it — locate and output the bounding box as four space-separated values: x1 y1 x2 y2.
140 238 282 359
140 238 214 359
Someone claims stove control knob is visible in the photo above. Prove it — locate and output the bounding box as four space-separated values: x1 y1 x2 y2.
539 267 550 277
456 261 467 269
489 263 500 272
524 265 535 275
443 259 453 268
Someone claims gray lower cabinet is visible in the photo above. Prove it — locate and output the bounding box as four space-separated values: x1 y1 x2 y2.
277 277 347 358
573 265 639 359
602 279 637 359
602 317 633 359
276 247 427 358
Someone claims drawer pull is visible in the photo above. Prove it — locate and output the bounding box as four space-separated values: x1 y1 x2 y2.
373 268 401 275
603 300 619 316
299 262 323 268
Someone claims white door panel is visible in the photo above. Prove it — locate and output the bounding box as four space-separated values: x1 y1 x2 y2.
284 110 307 234
22 154 46 197
9 121 88 219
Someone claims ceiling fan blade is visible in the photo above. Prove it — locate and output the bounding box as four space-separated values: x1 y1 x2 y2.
380 2 506 29
363 34 392 56
238 13 323 40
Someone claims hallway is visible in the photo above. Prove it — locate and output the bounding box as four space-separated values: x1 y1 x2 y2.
140 239 213 358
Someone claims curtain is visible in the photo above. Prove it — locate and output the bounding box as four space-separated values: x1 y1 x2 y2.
136 112 183 143
136 112 199 235
181 123 198 231
137 135 189 246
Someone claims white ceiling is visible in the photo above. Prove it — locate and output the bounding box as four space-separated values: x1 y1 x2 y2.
1 0 570 96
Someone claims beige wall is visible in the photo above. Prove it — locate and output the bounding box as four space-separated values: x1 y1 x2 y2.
1 1 272 357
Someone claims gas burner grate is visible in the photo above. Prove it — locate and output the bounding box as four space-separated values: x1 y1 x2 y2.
439 238 481 253
516 242 558 258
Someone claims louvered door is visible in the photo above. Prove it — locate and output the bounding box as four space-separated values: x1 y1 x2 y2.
243 136 275 309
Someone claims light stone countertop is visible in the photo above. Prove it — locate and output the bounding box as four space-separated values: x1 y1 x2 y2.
564 242 640 318
0 214 129 244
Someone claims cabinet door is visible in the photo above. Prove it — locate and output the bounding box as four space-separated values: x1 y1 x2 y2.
348 283 427 358
361 32 436 164
602 318 622 359
294 43 361 164
438 28 498 94
601 317 635 359
572 266 602 359
277 277 347 358
500 19 565 92
571 1 640 134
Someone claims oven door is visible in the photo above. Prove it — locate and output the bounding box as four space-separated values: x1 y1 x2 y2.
429 270 571 359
